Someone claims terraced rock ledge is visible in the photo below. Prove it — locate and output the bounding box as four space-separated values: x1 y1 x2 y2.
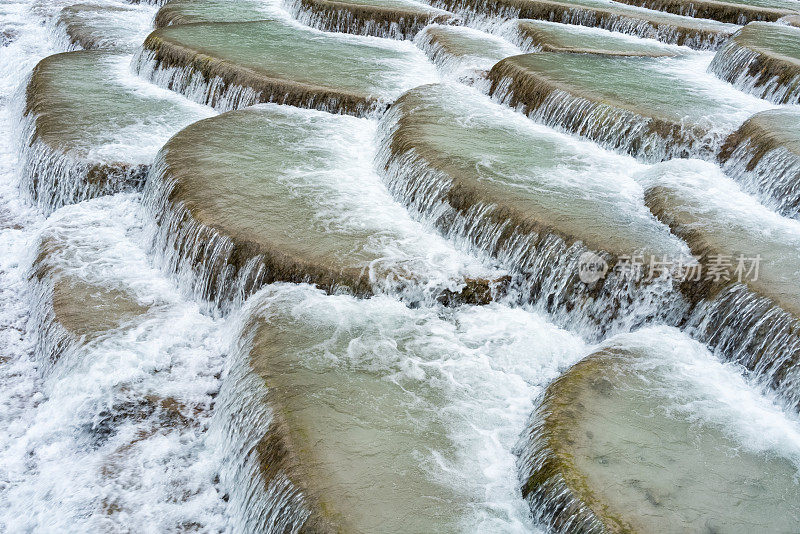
27 201 154 372
21 50 209 213
377 83 690 335
55 3 153 52
514 19 682 54
30 238 149 371
135 19 437 115
154 0 272 27
719 107 800 218
414 24 521 80
519 329 800 533
216 287 493 533
285 0 452 39
487 52 763 161
428 0 736 49
709 21 800 104
641 159 800 408
145 104 502 309
612 0 798 24
216 284 585 533
20 196 224 524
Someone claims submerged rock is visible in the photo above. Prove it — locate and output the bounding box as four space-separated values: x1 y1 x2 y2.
514 19 683 55
28 219 150 370
719 107 800 219
1 25 19 46
145 104 502 309
55 3 154 52
377 83 690 336
135 19 437 115
214 284 584 533
778 13 800 26
154 0 272 27
640 159 800 408
709 21 800 104
519 328 800 533
611 0 798 24
218 292 465 532
487 52 771 162
22 50 209 213
17 196 227 530
285 0 452 39
428 0 736 49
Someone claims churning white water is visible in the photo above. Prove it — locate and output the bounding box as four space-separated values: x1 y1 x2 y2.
0 0 228 530
3 0 800 531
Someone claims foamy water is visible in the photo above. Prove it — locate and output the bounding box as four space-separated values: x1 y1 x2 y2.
2 0 800 531
602 326 800 467
2 196 228 531
215 284 587 533
0 1 228 530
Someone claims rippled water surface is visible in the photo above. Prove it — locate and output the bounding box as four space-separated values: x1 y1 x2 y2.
2 0 800 531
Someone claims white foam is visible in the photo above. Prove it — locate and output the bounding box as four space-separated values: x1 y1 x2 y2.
2 0 800 530
637 158 800 244
603 326 800 470
250 103 502 291
0 195 230 532
234 283 588 532
0 13 61 532
414 24 522 81
81 54 214 163
0 1 228 530
655 52 777 134
47 0 157 53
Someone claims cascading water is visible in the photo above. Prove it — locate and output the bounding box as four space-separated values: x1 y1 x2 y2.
211 283 588 533
0 1 230 530
708 21 800 105
423 0 737 50
375 82 693 339
718 108 800 219
4 0 800 530
486 51 774 163
283 0 452 39
517 327 800 533
18 50 210 214
49 2 156 53
413 23 522 81
131 17 439 116
6 196 228 531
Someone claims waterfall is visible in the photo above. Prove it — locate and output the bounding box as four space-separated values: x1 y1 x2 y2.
6 0 800 529
17 119 146 214
686 285 800 410
709 24 800 105
132 42 382 116
141 153 302 314
413 24 521 81
517 327 800 532
209 314 314 534
0 195 228 530
375 98 690 340
606 0 789 24
719 113 800 219
283 0 451 39
426 0 733 49
486 57 716 162
19 63 147 214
